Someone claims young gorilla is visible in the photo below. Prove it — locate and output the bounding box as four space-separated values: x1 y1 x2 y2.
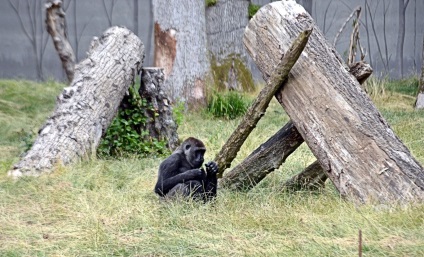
154 137 218 201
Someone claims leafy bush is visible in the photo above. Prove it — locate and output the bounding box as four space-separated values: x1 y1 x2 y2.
248 3 260 19
207 91 249 119
98 85 168 157
205 0 218 7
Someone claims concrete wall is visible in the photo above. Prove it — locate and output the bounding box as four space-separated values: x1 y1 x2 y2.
0 0 422 81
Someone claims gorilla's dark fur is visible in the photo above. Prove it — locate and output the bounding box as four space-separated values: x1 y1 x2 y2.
154 137 218 201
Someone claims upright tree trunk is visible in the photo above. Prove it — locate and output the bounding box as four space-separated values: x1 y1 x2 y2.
244 1 424 203
153 0 210 105
396 0 410 78
9 27 144 177
45 0 75 83
206 0 254 91
415 36 424 109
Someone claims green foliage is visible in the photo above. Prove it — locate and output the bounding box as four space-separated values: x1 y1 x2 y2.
97 85 168 157
248 3 261 19
172 101 185 126
205 0 218 7
207 91 249 119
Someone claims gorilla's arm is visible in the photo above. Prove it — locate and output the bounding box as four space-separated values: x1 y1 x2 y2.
204 161 218 200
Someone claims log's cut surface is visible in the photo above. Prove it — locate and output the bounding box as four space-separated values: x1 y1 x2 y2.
244 1 424 203
9 26 144 177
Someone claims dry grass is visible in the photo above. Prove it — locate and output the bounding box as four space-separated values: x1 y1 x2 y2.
0 78 423 256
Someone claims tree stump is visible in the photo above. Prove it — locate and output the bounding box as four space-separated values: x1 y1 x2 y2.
244 1 424 203
139 67 179 150
9 26 144 177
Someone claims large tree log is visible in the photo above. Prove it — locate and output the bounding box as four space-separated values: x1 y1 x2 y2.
8 26 144 177
45 0 75 83
244 1 424 203
214 29 312 177
221 61 372 191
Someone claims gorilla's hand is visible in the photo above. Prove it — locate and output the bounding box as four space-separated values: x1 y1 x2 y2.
205 161 218 175
185 168 205 180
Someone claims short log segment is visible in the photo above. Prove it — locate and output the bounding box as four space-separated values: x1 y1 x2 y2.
244 1 424 203
9 26 144 177
139 68 179 150
214 28 312 178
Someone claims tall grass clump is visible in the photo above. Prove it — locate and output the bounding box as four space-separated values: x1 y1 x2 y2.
206 91 250 119
364 76 387 100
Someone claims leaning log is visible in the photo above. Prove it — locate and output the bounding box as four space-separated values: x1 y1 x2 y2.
8 26 144 177
221 61 371 191
214 29 312 177
244 1 424 203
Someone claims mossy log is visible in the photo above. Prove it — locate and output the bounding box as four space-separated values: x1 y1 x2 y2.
9 27 144 177
244 1 424 203
214 28 312 178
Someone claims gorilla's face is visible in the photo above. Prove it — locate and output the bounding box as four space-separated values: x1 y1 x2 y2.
184 143 205 168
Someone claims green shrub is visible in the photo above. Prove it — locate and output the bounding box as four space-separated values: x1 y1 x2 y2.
207 91 249 119
248 3 260 19
98 85 168 157
205 0 218 7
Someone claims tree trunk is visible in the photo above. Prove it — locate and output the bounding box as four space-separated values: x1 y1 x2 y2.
214 29 312 177
45 0 76 83
221 61 372 191
396 0 410 78
139 67 179 150
206 0 254 92
244 1 424 203
153 0 210 105
8 27 144 177
415 36 424 110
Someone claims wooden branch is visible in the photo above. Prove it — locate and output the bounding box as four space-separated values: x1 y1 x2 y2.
45 0 76 83
8 27 144 177
214 28 312 178
220 121 303 190
244 1 424 203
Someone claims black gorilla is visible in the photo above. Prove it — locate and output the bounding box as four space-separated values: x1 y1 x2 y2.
154 137 218 201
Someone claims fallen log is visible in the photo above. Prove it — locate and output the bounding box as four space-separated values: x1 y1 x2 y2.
214 28 312 178
9 26 144 177
221 61 371 191
244 1 424 203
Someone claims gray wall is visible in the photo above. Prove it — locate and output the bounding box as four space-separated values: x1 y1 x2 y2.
0 0 422 81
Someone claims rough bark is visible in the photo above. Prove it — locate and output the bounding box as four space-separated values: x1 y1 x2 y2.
244 1 424 203
221 61 371 191
153 0 210 105
415 36 424 110
138 67 179 150
45 0 76 83
214 29 312 177
206 0 254 91
8 26 144 177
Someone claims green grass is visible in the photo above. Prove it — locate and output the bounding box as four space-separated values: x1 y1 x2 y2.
0 78 423 256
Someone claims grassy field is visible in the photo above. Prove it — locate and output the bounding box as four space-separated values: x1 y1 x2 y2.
0 78 423 256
